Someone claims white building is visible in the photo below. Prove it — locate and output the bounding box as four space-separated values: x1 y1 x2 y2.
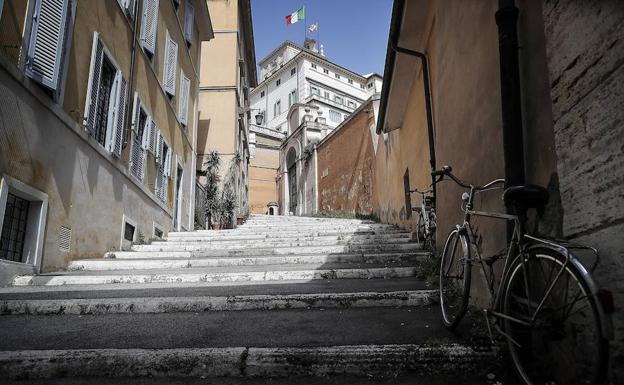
249 39 382 216
250 39 382 133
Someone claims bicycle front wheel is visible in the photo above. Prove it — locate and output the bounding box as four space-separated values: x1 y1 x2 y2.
503 248 609 385
439 228 471 329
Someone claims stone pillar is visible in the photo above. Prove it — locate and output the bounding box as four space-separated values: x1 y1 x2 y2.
282 167 289 216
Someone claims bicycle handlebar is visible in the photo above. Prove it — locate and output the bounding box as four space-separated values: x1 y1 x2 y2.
431 165 505 191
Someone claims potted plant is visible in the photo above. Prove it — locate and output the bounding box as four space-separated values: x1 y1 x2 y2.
221 187 236 229
202 151 221 230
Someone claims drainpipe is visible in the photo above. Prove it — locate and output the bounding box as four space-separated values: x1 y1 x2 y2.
390 42 437 203
495 0 525 188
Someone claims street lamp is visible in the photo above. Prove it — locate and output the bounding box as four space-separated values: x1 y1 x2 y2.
254 111 264 126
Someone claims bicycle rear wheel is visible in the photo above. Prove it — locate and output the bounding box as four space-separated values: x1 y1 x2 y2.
439 228 471 329
502 248 609 385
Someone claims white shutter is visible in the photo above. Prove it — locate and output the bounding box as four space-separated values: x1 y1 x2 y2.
155 131 163 164
25 0 69 90
112 73 127 157
148 121 157 153
131 93 140 133
164 146 172 177
84 34 104 136
183 2 194 44
178 72 190 125
163 31 177 96
140 0 159 54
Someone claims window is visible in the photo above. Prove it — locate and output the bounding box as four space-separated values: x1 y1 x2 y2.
290 67 296 76
348 79 353 84
179 71 191 125
276 79 281 87
311 63 317 69
117 0 136 18
335 73 341 79
323 68 329 74
360 84 365 89
124 222 135 242
0 176 48 268
140 0 159 55
368 83 374 89
273 100 281 118
183 1 194 44
288 89 297 107
154 226 163 239
163 31 178 96
155 133 171 202
129 93 152 181
344 114 349 120
348 100 355 108
0 193 29 262
334 95 343 105
84 33 127 157
25 0 71 91
310 86 319 96
329 110 341 123
260 90 265 98
323 91 329 99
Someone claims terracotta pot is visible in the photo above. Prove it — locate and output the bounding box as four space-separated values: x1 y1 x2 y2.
211 223 222 230
236 217 245 226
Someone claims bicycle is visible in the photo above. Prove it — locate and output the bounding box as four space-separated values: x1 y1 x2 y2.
409 188 436 251
433 165 613 385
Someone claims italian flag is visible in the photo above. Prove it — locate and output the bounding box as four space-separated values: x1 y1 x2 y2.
285 7 305 25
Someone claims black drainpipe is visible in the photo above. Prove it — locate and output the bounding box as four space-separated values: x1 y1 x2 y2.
390 42 437 203
495 0 525 188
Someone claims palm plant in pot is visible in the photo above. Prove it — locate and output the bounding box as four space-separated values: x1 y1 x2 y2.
202 151 222 229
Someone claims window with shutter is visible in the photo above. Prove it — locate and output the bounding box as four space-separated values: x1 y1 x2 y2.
163 31 178 96
129 94 148 181
184 2 194 44
25 0 70 90
179 72 190 126
117 0 135 18
148 121 157 153
84 33 127 156
140 0 159 55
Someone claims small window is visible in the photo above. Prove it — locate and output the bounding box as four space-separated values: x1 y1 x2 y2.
260 90 265 98
183 1 195 44
310 87 319 96
334 96 343 105
348 79 353 84
335 73 341 79
323 91 329 99
274 100 281 118
329 110 341 123
276 79 281 87
360 84 365 89
0 193 30 262
323 68 329 74
311 63 317 69
124 222 135 242
288 89 297 107
368 83 374 89
290 67 296 76
154 226 163 239
348 100 355 108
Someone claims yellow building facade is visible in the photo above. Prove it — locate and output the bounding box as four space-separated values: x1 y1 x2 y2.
0 0 213 283
197 0 256 221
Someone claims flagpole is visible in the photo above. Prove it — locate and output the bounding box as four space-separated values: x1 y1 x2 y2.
303 4 306 43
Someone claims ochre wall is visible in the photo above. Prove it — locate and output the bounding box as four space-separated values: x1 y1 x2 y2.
317 105 377 216
249 145 279 214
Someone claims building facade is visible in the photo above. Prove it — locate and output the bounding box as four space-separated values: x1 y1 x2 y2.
197 0 256 224
0 0 212 283
248 124 283 214
248 39 381 215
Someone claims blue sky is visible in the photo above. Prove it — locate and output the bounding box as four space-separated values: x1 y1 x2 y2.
251 0 393 77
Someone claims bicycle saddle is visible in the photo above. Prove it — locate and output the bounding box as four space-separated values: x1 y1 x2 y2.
503 185 549 212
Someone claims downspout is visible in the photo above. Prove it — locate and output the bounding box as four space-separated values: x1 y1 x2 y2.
390 42 437 202
495 0 525 188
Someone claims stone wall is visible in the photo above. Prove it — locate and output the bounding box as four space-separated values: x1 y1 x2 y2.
542 1 624 381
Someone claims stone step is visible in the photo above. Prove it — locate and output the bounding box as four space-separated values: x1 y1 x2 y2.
166 230 412 241
0 289 436 315
130 242 423 254
69 252 425 270
163 233 412 244
12 264 419 286
152 238 414 249
0 277 430 300
107 249 427 260
0 344 494 381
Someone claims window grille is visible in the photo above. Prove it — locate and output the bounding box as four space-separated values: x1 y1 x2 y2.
0 193 30 262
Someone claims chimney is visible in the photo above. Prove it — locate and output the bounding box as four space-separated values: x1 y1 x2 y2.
319 44 325 57
304 38 317 53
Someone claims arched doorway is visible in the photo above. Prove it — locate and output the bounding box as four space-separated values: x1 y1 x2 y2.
286 148 297 215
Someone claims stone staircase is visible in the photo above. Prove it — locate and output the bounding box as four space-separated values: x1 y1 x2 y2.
0 214 494 382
